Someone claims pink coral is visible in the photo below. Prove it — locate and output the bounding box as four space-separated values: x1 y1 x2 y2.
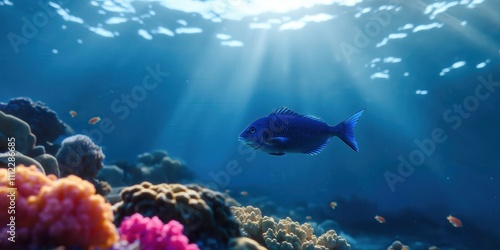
119 213 199 250
0 165 118 249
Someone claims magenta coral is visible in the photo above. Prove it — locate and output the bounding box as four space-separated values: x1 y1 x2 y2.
119 213 199 250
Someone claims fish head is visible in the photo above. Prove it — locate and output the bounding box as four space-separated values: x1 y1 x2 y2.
238 118 271 150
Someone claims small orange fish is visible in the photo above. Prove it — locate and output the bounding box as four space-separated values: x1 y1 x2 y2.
88 116 101 125
306 216 312 220
447 215 463 227
375 215 385 223
330 201 338 209
240 191 248 196
69 110 77 117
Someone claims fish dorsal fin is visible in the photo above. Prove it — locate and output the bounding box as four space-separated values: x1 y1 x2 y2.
269 107 299 116
270 107 327 124
303 115 325 123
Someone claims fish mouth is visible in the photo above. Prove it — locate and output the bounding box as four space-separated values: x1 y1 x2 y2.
238 137 263 150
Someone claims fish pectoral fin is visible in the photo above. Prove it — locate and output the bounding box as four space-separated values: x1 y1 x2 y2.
269 152 286 156
264 137 288 145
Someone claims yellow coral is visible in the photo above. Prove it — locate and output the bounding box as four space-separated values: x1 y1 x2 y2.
232 205 265 244
0 165 118 249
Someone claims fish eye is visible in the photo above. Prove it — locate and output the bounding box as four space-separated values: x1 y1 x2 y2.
249 127 256 133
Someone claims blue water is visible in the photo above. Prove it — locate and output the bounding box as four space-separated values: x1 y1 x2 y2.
1 0 499 249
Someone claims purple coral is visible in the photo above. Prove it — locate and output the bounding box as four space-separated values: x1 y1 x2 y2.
55 134 107 195
119 213 199 250
55 134 104 180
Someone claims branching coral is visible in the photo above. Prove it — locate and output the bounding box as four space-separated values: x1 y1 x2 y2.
113 182 241 249
0 165 118 249
231 206 350 250
118 213 199 250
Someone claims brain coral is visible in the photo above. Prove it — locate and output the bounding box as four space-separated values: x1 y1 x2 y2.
231 206 350 250
0 97 68 151
113 182 241 249
0 165 118 249
118 213 199 250
56 134 104 180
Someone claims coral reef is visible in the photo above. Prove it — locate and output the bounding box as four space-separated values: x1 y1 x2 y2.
100 180 113 196
0 151 45 174
113 182 241 249
0 97 68 153
117 213 199 250
229 237 268 250
0 110 35 154
138 150 196 183
0 165 118 249
98 165 127 187
0 110 59 175
103 150 195 186
55 134 108 194
55 134 104 180
33 153 60 177
231 206 350 250
387 240 409 250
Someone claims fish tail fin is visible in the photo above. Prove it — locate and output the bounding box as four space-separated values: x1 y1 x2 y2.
330 109 365 152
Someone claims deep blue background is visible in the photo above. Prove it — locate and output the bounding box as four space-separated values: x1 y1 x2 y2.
1 0 499 248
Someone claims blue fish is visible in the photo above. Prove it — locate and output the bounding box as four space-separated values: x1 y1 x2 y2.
238 107 365 156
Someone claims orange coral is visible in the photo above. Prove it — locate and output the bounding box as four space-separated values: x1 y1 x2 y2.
0 165 118 249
